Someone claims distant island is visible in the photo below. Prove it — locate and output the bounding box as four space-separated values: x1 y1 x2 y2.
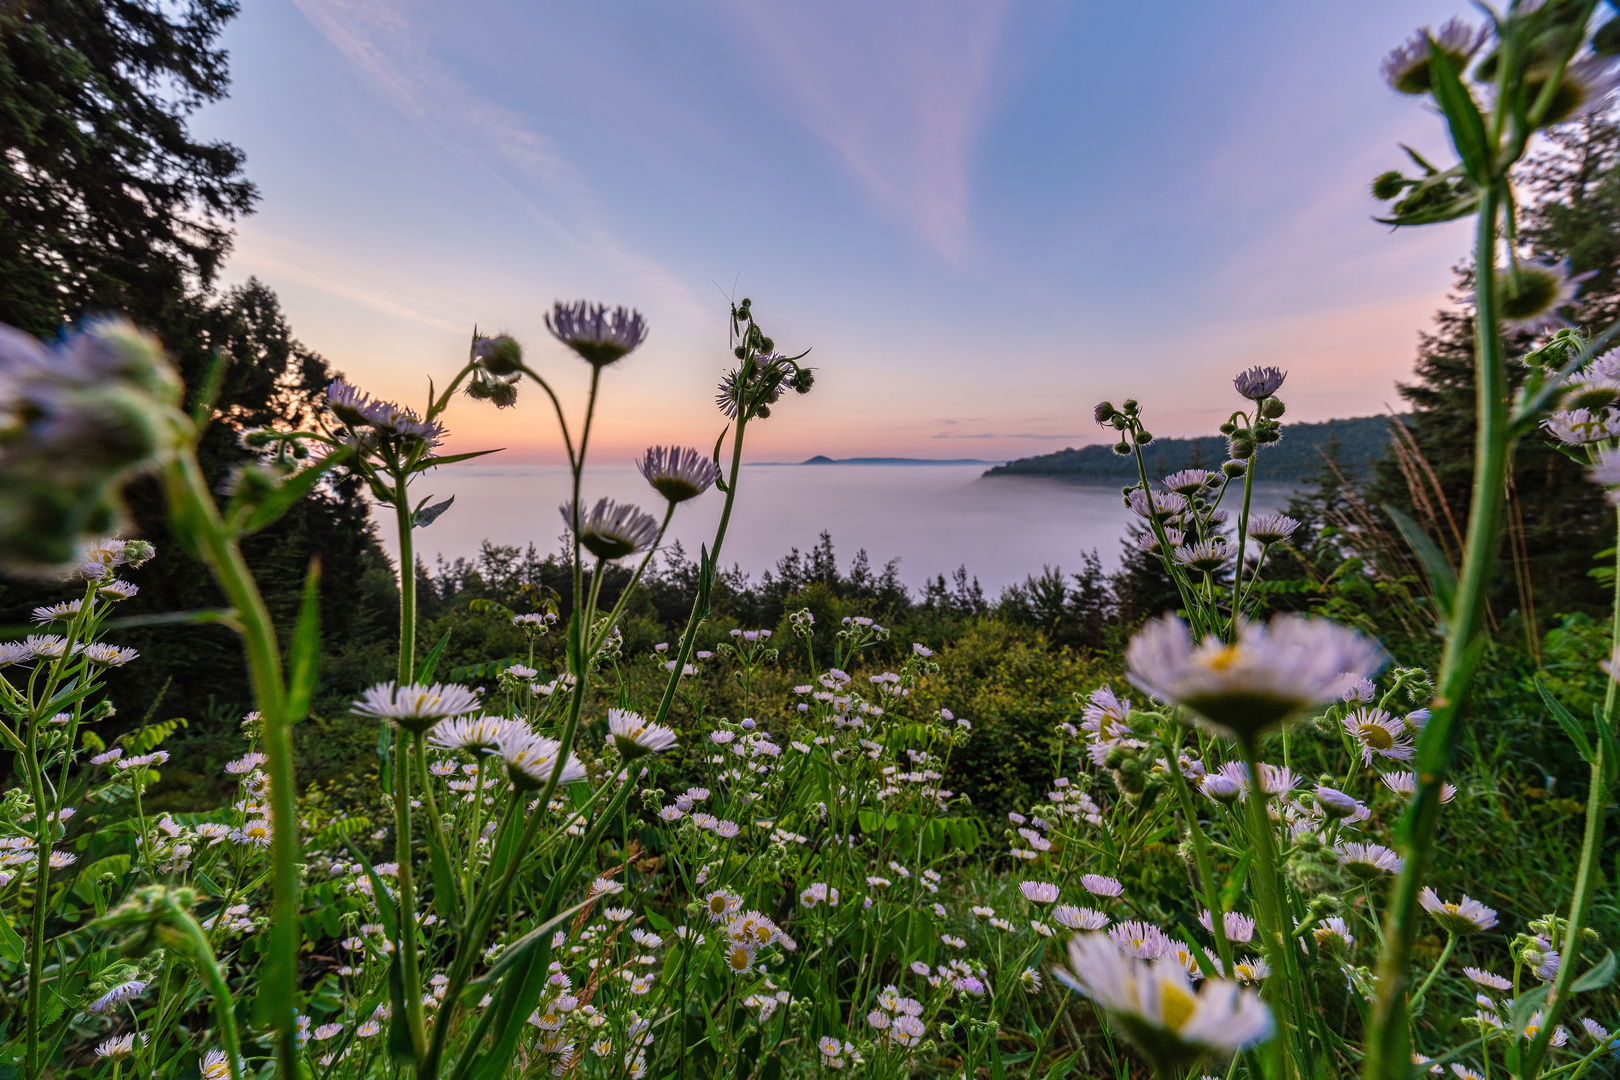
983 415 1403 484
750 456 1005 466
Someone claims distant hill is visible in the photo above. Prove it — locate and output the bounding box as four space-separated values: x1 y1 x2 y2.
983 415 1403 484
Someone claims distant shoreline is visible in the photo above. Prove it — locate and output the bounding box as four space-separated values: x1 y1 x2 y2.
747 456 1006 466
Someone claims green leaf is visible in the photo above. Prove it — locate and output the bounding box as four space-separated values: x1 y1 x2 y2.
242 449 352 534
429 842 458 923
387 950 416 1064
1384 503 1457 621
1537 679 1594 762
1509 984 1549 1042
0 911 23 963
407 448 501 472
1573 949 1616 992
1427 37 1491 184
470 898 593 987
412 496 454 528
414 630 453 685
644 908 673 932
1219 851 1252 911
286 559 322 725
339 834 398 940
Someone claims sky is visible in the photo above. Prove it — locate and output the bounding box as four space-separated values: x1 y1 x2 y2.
196 0 1480 465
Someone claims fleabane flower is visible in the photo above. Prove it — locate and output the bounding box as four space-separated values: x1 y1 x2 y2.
1020 881 1060 904
1419 888 1497 935
1380 19 1488 95
1381 771 1457 803
1341 707 1414 764
1533 55 1620 127
1338 842 1404 881
1053 905 1110 931
1198 910 1255 945
1052 932 1273 1071
1247 513 1300 546
637 446 719 504
1543 408 1620 447
561 498 661 561
1173 540 1231 575
1232 366 1286 400
545 301 648 367
1124 614 1383 743
607 708 677 759
428 715 518 752
1081 874 1124 898
1481 259 1593 335
1163 469 1218 495
351 682 481 736
496 729 586 791
1313 917 1355 955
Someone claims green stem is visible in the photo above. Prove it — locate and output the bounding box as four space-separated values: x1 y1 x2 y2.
391 728 428 1060
164 449 298 1080
1230 430 1258 636
1366 181 1512 1080
1408 931 1456 1013
1522 743 1608 1079
1168 728 1234 973
1238 737 1297 1080
174 909 244 1080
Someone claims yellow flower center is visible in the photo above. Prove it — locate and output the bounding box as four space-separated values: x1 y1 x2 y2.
727 948 751 972
1358 723 1394 751
1159 980 1198 1032
1203 645 1242 672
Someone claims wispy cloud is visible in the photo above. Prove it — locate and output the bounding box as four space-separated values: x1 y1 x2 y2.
288 0 703 317
723 0 1012 265
230 223 466 333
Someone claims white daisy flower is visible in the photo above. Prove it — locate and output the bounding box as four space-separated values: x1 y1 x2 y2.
607 708 677 759
1419 888 1497 935
351 682 481 735
1053 932 1273 1070
1125 614 1383 742
1338 842 1404 881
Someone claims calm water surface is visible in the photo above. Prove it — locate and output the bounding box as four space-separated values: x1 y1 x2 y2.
382 464 1293 594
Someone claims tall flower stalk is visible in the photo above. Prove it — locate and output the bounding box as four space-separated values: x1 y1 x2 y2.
1364 6 1620 1078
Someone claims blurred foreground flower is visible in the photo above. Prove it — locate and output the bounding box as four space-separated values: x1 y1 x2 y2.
1124 614 1384 743
0 319 188 573
1052 932 1272 1072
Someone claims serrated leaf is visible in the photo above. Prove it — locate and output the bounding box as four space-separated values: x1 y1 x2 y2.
412 496 454 528
1573 948 1616 992
1384 503 1457 621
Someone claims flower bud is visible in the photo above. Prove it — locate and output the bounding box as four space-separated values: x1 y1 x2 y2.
1371 171 1406 200
1136 430 1154 444
1112 442 1131 456
1222 459 1247 478
1228 435 1255 460
1262 398 1286 419
1093 401 1115 423
473 334 523 376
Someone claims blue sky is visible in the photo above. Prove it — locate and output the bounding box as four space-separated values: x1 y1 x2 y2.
199 0 1477 463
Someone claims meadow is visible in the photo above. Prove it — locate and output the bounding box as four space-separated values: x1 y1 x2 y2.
7 4 1620 1080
